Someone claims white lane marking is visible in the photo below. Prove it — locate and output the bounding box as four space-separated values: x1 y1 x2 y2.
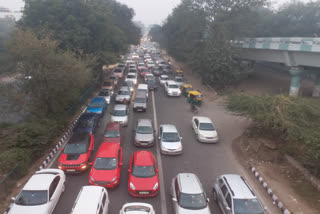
152 91 167 214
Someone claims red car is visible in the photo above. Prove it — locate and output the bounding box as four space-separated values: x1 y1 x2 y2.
103 122 121 144
128 151 159 197
140 68 151 78
58 132 94 172
88 143 123 188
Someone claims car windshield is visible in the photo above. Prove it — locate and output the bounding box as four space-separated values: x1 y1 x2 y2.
161 77 168 80
94 157 117 170
104 130 120 138
98 91 110 96
179 193 207 210
162 132 180 142
132 165 156 178
234 199 264 214
103 82 111 86
119 90 130 95
124 205 150 212
63 143 88 154
147 80 155 84
127 75 135 79
76 120 93 128
118 64 125 68
137 125 153 134
88 102 103 108
125 81 134 87
199 123 215 131
135 98 146 103
15 190 48 206
168 84 178 88
176 78 183 82
114 69 122 73
112 110 127 116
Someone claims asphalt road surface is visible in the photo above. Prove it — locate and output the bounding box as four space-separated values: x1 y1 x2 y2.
51 74 239 214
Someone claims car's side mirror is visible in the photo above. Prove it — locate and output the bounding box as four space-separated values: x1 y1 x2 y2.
11 197 16 202
226 207 231 211
264 207 268 211
158 136 161 140
128 169 131 172
60 148 63 151
88 162 93 166
207 198 210 202
156 169 159 172
172 198 177 202
120 163 123 166
180 137 183 140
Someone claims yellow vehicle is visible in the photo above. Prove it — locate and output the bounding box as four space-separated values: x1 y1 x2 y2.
175 68 184 76
187 90 203 105
182 84 193 97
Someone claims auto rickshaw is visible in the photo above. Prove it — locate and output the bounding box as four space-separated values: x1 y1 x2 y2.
187 90 203 105
182 84 193 97
175 68 184 76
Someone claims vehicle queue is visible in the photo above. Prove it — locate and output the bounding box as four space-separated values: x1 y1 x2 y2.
7 42 267 214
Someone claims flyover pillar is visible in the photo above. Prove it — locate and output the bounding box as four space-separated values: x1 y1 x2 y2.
312 73 320 97
289 67 303 96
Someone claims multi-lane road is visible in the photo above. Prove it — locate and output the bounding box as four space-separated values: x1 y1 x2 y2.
50 72 277 214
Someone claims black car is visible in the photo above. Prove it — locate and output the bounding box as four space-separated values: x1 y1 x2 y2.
152 67 162 76
160 64 172 74
146 78 158 91
73 113 99 134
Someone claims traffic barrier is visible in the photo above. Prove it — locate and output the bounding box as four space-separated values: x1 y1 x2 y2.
250 166 292 214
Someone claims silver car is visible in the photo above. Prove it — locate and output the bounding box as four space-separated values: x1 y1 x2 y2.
171 173 211 214
97 89 112 104
134 119 154 147
110 104 128 126
159 75 169 86
175 76 184 87
213 174 266 214
115 87 131 104
159 124 182 155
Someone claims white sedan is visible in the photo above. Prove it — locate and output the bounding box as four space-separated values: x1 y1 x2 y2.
8 169 66 214
125 73 137 85
119 202 155 214
192 116 219 143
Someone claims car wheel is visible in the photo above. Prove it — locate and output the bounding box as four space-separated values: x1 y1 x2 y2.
212 189 218 201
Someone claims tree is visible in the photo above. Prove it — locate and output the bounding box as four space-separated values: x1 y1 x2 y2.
3 29 91 119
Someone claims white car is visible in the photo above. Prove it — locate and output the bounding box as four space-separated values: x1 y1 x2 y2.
165 80 181 96
111 104 129 126
125 73 137 85
159 124 183 155
119 202 155 214
159 75 169 86
8 169 66 214
192 116 219 143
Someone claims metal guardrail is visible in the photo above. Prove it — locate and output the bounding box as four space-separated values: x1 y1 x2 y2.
0 165 21 199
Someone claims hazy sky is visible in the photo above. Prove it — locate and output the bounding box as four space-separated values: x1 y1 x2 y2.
0 0 313 25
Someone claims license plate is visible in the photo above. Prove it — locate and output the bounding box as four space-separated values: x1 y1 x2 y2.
139 191 149 194
67 169 76 172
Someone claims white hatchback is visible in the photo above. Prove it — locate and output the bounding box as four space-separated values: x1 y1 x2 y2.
8 169 66 214
119 202 155 214
159 124 183 155
192 116 219 143
125 73 137 85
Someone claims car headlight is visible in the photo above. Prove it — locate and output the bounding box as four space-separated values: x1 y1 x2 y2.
199 134 205 139
130 182 135 190
90 176 95 182
111 176 117 182
153 182 159 190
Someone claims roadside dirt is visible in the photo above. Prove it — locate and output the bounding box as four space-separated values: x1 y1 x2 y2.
163 51 320 214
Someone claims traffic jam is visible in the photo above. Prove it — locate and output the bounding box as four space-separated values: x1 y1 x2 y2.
7 41 267 214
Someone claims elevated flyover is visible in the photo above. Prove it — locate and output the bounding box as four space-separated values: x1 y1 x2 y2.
234 38 320 96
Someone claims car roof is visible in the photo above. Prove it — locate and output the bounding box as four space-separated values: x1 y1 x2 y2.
91 97 104 103
114 104 127 110
137 84 148 88
68 133 91 145
167 80 177 85
221 174 257 199
119 86 130 91
137 119 152 127
105 121 120 130
72 186 106 213
96 143 120 158
23 173 56 191
160 75 168 78
193 116 213 123
133 151 154 166
177 173 203 194
161 124 178 133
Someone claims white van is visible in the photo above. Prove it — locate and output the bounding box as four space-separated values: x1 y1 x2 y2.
137 84 149 98
70 186 109 214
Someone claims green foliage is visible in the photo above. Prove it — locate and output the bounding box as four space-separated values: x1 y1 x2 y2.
227 93 320 176
0 148 33 175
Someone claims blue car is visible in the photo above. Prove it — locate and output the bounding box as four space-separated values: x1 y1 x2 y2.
73 113 99 134
87 97 107 117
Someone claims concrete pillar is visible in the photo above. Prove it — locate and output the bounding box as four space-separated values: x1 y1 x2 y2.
289 67 303 96
312 73 320 97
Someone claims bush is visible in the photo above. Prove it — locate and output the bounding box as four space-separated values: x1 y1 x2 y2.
0 148 33 175
227 93 320 176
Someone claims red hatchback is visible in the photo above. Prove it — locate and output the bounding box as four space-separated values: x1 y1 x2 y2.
103 122 121 144
58 132 94 172
140 68 151 78
88 143 123 188
128 151 159 197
